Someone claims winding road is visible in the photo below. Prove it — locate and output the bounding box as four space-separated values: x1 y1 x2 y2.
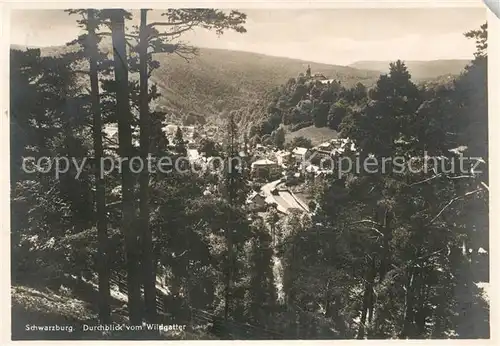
260 179 309 215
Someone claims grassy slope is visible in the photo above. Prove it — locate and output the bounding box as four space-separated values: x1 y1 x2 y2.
11 279 211 340
11 283 124 340
349 59 470 81
285 125 339 146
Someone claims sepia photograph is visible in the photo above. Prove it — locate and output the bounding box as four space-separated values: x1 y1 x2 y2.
8 4 490 341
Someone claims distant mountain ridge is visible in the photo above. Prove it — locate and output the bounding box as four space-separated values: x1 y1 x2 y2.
11 43 466 129
349 59 471 81
11 44 382 126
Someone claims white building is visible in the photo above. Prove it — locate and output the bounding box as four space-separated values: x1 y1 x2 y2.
292 147 311 162
251 159 280 179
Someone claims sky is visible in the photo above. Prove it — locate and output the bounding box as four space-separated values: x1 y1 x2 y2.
10 8 486 65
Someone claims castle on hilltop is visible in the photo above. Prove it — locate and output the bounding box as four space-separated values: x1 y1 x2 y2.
306 64 327 81
304 64 330 84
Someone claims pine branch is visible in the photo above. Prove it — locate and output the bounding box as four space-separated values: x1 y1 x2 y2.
154 24 197 38
147 21 193 28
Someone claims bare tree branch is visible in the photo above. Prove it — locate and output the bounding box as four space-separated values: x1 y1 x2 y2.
409 173 476 187
427 188 483 225
350 219 381 227
481 181 489 191
409 174 443 186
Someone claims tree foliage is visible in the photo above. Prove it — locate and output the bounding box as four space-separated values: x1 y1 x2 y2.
10 18 488 340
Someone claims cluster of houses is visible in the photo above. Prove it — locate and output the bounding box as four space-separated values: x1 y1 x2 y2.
104 121 357 217
162 124 196 141
104 121 356 177
243 137 358 216
247 138 357 182
178 134 357 216
103 123 219 151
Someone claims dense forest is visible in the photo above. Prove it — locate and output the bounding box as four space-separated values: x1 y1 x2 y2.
10 9 488 340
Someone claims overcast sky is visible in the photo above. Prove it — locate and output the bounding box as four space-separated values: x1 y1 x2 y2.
10 8 486 65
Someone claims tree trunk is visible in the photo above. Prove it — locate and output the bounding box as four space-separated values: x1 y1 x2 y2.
223 117 239 321
271 224 275 246
358 285 369 339
357 256 376 339
87 9 111 324
286 239 297 306
185 236 193 325
324 280 331 317
367 257 376 329
138 8 157 324
401 266 416 338
224 225 233 321
415 270 428 337
379 209 392 280
109 9 142 325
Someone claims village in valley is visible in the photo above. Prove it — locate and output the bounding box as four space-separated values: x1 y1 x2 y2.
10 8 489 340
103 67 357 224
143 125 350 213
166 135 349 214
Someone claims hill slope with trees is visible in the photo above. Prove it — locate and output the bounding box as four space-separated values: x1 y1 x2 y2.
11 43 381 126
349 59 470 81
12 44 468 132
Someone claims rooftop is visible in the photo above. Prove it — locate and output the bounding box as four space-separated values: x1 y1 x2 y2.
292 147 309 156
251 159 277 167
